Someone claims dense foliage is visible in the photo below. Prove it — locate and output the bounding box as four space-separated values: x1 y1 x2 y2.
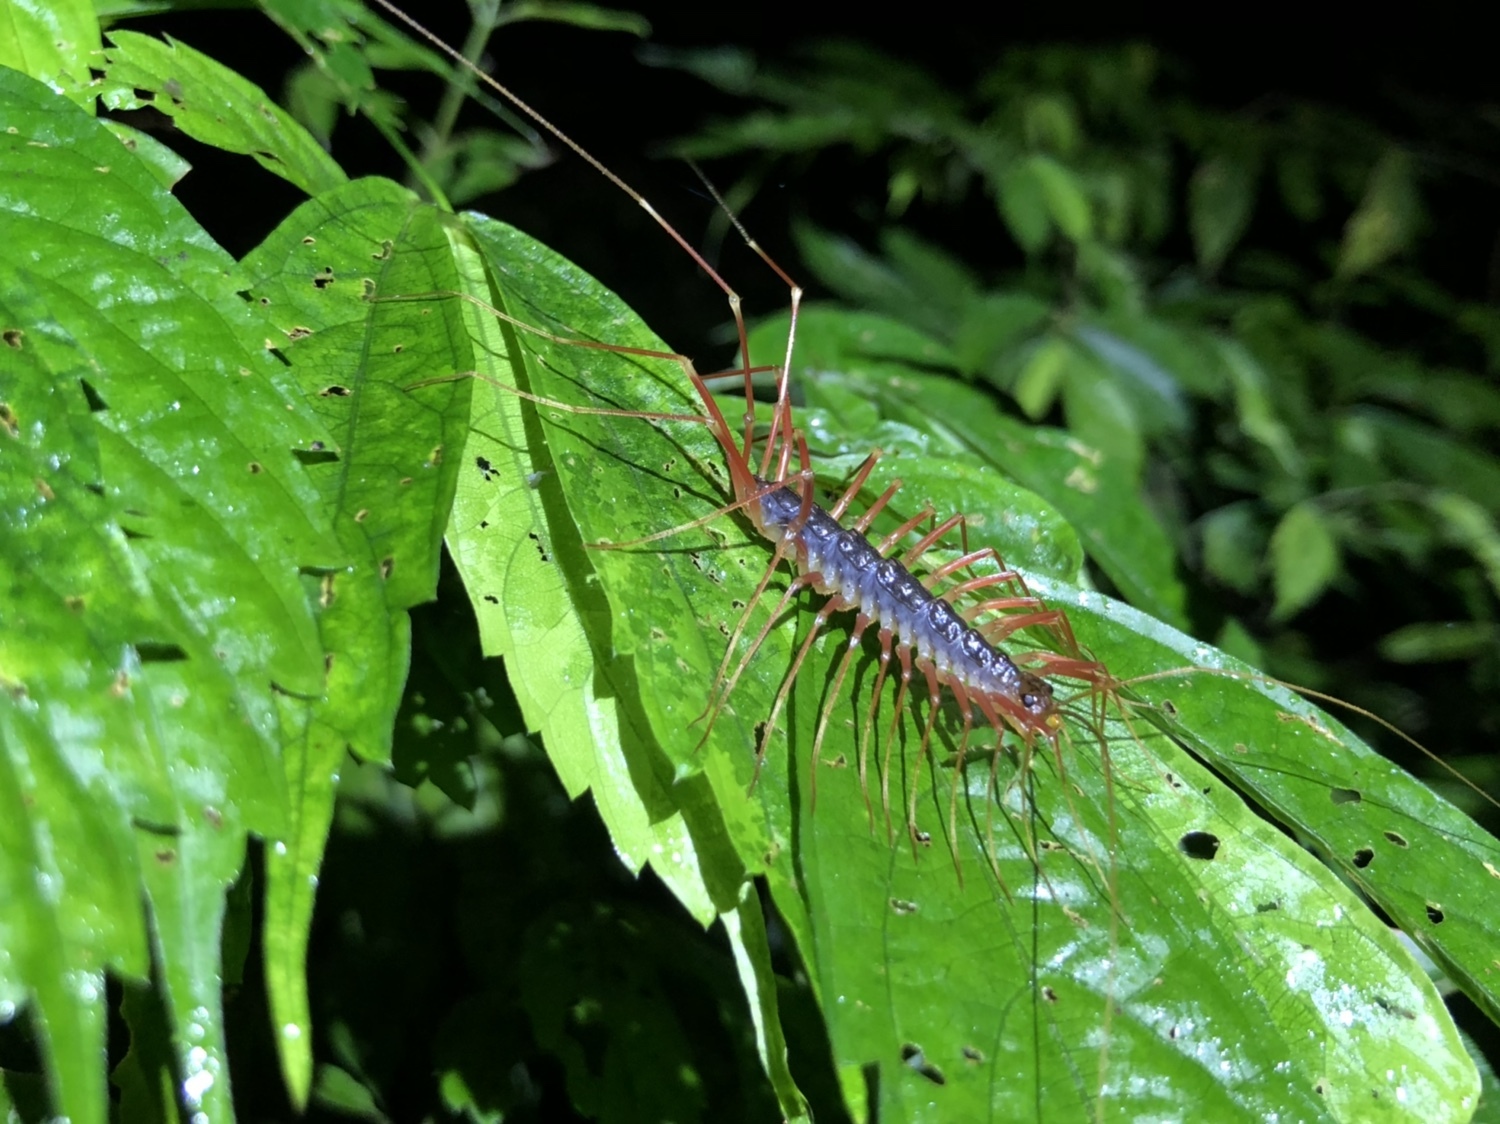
2 3 1498 1122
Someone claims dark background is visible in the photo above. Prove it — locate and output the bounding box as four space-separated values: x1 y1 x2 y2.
131 4 1500 374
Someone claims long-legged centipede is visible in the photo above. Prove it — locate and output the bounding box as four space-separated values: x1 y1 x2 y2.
375 0 1111 854
371 4 1499 1120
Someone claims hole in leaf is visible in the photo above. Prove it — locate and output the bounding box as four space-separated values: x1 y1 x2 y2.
899 1044 944 1086
135 642 188 663
372 240 393 261
1352 847 1374 868
1 402 17 436
3 328 22 348
247 461 263 474
476 456 497 482
320 384 351 397
292 446 339 467
1160 698 1178 718
312 267 335 289
527 532 551 563
483 594 499 604
1041 986 1058 1003
154 848 175 864
287 326 313 341
1255 900 1281 913
753 722 769 760
79 378 108 412
1384 831 1409 848
354 509 369 523
1178 831 1220 860
131 87 155 101
1425 903 1444 924
379 557 395 580
302 236 316 246
1330 788 1362 804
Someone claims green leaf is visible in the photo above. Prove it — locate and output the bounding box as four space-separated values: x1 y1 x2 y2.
997 157 1052 252
0 0 100 107
494 1 651 36
236 175 474 1107
97 119 192 188
1199 501 1266 595
3 64 349 1121
100 30 349 195
1029 575 1488 1123
1059 343 1144 482
1270 502 1340 620
1216 336 1301 476
1338 148 1420 279
1379 621 1498 664
1189 153 1257 273
1012 333 1070 418
443 215 807 1119
1027 153 1092 242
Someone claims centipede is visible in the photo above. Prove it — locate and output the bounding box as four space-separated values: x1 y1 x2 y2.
368 4 1499 1120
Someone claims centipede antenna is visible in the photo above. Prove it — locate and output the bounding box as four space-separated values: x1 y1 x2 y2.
684 161 805 478
370 0 818 506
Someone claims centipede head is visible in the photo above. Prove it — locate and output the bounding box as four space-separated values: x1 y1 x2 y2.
1017 670 1059 725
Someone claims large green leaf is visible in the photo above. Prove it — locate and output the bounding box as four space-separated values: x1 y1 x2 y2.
1 63 355 1123
400 214 1489 1121
236 176 474 1107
